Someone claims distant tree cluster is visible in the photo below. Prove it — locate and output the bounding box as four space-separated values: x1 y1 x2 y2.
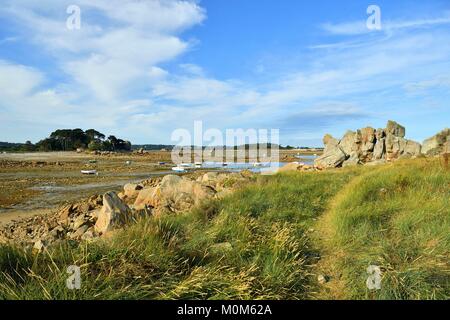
19 129 132 152
0 141 36 152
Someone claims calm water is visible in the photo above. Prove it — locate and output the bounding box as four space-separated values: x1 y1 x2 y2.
195 155 317 174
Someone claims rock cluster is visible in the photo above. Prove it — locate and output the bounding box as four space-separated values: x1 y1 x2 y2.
0 171 256 249
314 120 423 168
422 128 450 155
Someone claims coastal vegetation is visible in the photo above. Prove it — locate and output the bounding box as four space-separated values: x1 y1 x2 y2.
0 157 448 300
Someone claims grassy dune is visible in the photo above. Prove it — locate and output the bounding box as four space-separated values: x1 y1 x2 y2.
0 158 448 300
317 159 450 299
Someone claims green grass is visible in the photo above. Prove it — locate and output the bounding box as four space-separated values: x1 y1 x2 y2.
0 169 356 300
0 158 448 300
318 159 450 299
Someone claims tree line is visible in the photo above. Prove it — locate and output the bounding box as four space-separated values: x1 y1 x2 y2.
1 129 131 152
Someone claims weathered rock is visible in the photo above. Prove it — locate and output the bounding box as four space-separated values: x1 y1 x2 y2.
94 192 132 235
342 152 360 167
134 187 157 210
49 226 65 239
373 137 385 160
123 183 143 200
385 134 407 160
70 225 90 239
314 144 347 168
375 128 385 140
338 131 357 156
404 140 421 156
323 134 339 147
386 120 406 138
72 214 88 230
360 127 376 151
134 176 216 214
160 175 182 188
422 128 450 155
58 205 73 224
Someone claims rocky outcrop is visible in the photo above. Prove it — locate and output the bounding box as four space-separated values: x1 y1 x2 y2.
314 144 347 168
313 134 347 169
422 128 450 155
94 192 132 235
315 120 422 168
386 120 405 138
0 171 256 248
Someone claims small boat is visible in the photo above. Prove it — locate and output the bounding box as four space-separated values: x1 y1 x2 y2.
158 162 166 165
253 162 262 167
81 170 97 175
194 162 203 168
222 162 228 167
180 163 192 167
172 166 186 172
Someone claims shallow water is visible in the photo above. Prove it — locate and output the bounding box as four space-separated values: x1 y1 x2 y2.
0 157 317 213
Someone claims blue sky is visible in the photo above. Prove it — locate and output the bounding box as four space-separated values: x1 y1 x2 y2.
0 0 449 146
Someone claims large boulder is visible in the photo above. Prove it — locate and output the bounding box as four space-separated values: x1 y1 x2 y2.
314 144 347 169
404 140 422 156
133 175 216 214
160 174 182 188
323 134 339 147
123 183 143 199
342 151 360 167
94 192 132 235
385 134 407 160
386 120 405 138
360 127 376 161
134 187 157 209
422 128 450 155
338 131 357 155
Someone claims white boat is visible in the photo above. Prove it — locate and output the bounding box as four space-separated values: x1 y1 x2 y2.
253 162 262 167
81 170 97 175
172 166 186 172
194 162 203 168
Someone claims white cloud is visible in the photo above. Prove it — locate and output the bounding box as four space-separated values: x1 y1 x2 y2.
0 60 44 98
321 13 450 36
0 2 449 144
1 0 204 103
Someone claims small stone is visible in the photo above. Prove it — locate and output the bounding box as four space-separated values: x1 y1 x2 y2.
33 239 46 253
317 274 329 284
